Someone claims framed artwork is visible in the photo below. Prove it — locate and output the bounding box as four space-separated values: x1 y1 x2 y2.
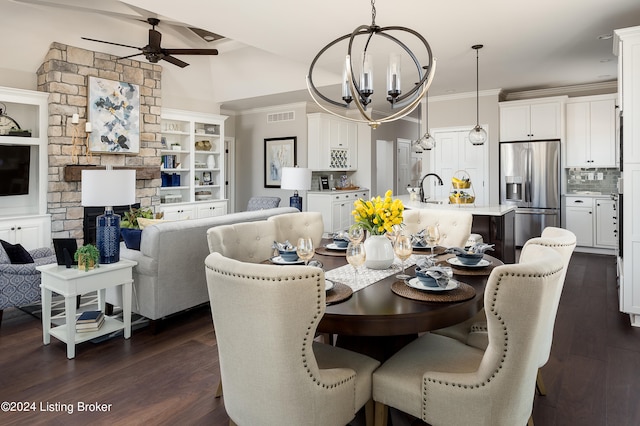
264 136 296 188
88 76 140 154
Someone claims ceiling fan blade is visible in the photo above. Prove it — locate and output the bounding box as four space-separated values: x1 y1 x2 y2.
162 48 219 56
162 55 190 68
118 53 144 60
81 37 141 50
149 29 162 51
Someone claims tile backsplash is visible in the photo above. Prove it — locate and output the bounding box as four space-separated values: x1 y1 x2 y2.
566 167 620 194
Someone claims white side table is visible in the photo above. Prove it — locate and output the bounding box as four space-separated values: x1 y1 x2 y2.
37 259 137 359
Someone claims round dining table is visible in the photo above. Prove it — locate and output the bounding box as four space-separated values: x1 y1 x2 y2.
315 243 502 361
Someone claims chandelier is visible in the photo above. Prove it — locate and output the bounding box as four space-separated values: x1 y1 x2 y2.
469 44 487 145
307 0 436 129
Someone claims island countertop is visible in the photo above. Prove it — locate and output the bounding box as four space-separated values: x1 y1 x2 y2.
397 195 516 217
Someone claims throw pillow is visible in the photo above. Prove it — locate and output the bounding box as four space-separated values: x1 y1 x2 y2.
137 218 171 229
0 240 34 264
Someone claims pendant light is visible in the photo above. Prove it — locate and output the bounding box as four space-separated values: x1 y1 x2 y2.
418 92 435 150
469 44 487 145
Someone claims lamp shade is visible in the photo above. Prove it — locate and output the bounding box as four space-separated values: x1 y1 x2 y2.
280 167 312 191
81 169 136 207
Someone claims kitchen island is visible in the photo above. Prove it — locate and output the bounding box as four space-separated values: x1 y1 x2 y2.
398 195 517 264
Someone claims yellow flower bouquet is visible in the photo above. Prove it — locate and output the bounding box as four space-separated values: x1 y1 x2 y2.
352 190 404 235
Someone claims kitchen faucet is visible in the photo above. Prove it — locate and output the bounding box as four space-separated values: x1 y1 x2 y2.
419 173 444 203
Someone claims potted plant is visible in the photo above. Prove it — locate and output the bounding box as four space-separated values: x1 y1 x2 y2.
120 207 164 250
74 244 100 271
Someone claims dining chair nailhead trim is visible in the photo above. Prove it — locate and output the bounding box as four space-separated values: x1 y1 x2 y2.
422 266 564 418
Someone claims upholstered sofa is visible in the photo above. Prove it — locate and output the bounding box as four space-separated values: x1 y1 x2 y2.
106 207 298 321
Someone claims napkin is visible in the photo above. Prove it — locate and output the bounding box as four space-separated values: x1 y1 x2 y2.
446 243 495 255
411 230 428 247
333 231 350 242
272 240 295 251
415 257 452 288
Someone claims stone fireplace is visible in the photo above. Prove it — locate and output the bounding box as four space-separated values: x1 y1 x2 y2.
36 42 163 244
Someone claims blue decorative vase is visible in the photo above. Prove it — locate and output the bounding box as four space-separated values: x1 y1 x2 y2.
121 228 142 251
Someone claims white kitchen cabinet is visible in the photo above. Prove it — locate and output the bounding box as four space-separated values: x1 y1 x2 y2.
595 198 617 248
307 190 369 234
565 95 616 168
307 113 358 170
614 25 640 326
0 215 51 250
565 198 594 247
499 97 566 141
160 109 227 207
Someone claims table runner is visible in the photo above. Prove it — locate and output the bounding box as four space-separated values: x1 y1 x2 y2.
325 255 423 292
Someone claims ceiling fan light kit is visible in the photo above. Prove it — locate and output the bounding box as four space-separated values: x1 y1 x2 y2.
82 18 219 68
307 0 436 129
469 44 487 146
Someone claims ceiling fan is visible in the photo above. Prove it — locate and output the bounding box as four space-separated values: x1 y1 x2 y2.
81 18 219 68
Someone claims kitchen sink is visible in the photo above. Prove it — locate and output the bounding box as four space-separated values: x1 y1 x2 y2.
423 200 445 205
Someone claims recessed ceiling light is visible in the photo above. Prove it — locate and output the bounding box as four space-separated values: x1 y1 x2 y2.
598 74 612 79
597 33 613 40
600 58 612 63
445 89 455 94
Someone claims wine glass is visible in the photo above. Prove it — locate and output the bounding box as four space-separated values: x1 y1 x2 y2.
346 242 366 286
296 237 315 266
394 234 413 279
385 225 403 271
348 225 364 243
425 225 441 257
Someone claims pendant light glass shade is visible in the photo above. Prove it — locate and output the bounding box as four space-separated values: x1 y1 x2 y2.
469 44 487 145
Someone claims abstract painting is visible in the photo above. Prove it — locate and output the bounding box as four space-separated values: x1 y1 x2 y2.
88 76 140 154
264 136 296 188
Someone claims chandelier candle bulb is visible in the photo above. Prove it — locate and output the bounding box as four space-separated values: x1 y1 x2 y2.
387 53 401 97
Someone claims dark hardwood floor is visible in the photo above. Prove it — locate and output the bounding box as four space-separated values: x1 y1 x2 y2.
1 252 638 425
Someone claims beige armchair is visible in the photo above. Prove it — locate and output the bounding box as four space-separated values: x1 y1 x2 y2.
432 226 576 393
205 252 380 426
402 209 472 248
372 245 564 426
267 211 325 248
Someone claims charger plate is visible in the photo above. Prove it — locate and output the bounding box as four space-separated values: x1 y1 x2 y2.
437 254 503 276
391 279 475 303
316 246 346 257
326 282 353 305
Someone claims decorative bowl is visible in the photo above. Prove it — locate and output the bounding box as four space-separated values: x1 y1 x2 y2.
278 249 299 262
456 252 484 265
414 269 439 287
333 238 349 248
452 181 471 189
449 195 475 204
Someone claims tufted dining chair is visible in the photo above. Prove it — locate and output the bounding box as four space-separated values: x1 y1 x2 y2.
207 220 278 263
432 226 576 395
402 209 472 248
267 211 325 249
371 244 564 426
246 196 281 211
205 252 380 426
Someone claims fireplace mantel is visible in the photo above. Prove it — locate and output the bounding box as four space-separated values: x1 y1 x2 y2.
64 165 160 182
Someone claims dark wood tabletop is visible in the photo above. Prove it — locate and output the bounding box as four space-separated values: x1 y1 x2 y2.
315 242 499 360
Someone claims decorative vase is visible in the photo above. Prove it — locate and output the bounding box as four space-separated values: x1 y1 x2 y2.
363 234 394 270
121 228 142 250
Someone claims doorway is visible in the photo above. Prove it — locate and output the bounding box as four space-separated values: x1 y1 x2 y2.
396 138 412 194
376 139 394 196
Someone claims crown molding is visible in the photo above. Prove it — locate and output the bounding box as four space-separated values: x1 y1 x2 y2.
503 81 617 101
429 89 502 102
231 102 309 116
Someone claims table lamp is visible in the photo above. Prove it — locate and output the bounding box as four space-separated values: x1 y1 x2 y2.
281 167 312 211
81 168 136 264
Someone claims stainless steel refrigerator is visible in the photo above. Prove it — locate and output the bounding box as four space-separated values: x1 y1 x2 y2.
500 140 561 246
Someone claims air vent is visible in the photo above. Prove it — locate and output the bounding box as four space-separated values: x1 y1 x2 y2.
267 111 295 123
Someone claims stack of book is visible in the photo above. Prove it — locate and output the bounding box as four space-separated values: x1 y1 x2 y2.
75 310 105 333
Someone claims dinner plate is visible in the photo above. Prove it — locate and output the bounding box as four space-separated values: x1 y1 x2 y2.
446 258 492 268
325 243 347 251
270 255 304 265
325 280 335 292
405 277 458 292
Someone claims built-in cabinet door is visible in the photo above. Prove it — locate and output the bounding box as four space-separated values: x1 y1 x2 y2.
196 201 227 219
565 96 616 168
529 103 562 140
595 198 617 247
589 99 616 167
160 205 196 221
0 216 50 250
565 102 591 167
565 206 593 247
500 104 531 141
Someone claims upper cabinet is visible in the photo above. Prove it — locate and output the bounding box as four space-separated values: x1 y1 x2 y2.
565 94 617 168
308 113 358 170
159 109 227 207
499 97 566 141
